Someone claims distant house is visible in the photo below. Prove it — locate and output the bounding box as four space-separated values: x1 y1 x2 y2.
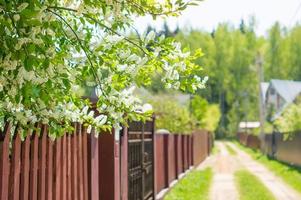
263 79 301 120
238 121 260 132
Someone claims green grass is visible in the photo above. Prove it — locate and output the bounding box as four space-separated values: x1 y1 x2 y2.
233 141 301 194
211 142 220 155
235 170 276 200
164 168 213 200
225 143 237 155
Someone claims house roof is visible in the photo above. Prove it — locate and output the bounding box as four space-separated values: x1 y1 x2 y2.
270 79 301 104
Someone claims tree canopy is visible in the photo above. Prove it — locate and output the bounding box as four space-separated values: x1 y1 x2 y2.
0 0 206 137
156 20 301 136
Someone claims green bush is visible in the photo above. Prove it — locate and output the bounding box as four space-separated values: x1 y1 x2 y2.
274 100 301 137
191 96 221 132
150 95 221 134
151 96 193 134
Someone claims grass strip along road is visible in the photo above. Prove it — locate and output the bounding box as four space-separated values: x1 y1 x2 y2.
225 143 237 155
234 141 301 194
235 170 276 200
164 168 213 200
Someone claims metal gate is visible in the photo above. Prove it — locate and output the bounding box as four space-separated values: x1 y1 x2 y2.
128 120 155 200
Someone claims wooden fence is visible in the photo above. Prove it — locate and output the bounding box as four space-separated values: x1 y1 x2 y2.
1 120 213 200
237 132 301 166
0 123 90 200
154 130 213 196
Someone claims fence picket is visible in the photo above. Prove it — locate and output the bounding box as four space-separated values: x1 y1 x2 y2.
67 133 72 200
71 123 78 200
20 131 31 200
82 126 89 200
62 134 67 200
77 123 84 200
38 125 47 200
29 126 39 200
54 137 62 200
9 130 21 200
46 134 53 200
0 123 11 200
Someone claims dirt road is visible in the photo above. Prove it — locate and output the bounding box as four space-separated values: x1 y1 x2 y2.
197 141 301 200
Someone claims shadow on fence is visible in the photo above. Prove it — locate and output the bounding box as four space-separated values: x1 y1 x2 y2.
237 132 301 166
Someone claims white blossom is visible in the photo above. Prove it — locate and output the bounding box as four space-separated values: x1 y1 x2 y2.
145 31 156 43
17 3 29 11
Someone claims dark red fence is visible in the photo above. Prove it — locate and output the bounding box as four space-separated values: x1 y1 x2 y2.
237 132 261 149
154 130 212 196
0 123 90 200
192 130 213 166
1 118 212 200
237 132 301 166
0 120 152 200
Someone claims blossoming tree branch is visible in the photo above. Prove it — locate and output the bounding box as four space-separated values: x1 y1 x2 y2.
0 0 207 137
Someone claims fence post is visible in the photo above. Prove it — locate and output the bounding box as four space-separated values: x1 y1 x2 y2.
163 134 169 188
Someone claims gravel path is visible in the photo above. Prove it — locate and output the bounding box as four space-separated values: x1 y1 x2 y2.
197 141 301 200
228 142 301 200
198 142 239 200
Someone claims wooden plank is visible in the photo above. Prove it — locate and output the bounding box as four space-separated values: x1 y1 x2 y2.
46 134 53 200
0 123 11 200
38 125 47 200
77 123 84 200
89 128 99 200
29 126 39 200
20 131 31 200
61 134 67 200
54 137 62 200
9 130 22 200
71 123 78 200
67 133 72 200
120 127 128 200
82 126 89 200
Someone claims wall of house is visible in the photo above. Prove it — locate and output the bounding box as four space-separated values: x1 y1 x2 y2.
266 85 285 114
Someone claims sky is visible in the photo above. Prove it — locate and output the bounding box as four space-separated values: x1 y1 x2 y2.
134 0 301 36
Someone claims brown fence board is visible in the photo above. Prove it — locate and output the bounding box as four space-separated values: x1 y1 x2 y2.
192 130 209 167
62 134 67 200
167 134 176 184
54 137 62 200
20 132 31 200
0 124 11 200
67 133 72 200
82 127 89 200
71 124 79 200
46 136 53 200
38 125 47 200
77 124 84 200
89 128 100 200
9 132 21 200
29 131 39 200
